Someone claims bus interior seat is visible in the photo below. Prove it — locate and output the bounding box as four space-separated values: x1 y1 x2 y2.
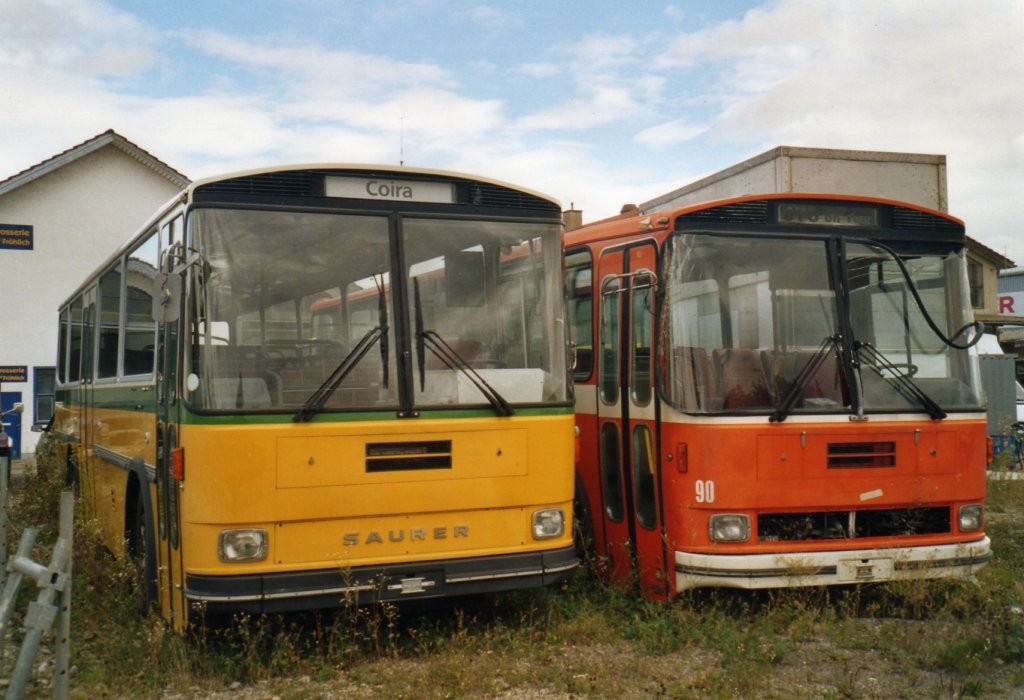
717 348 772 409
673 347 721 410
769 351 846 406
425 338 483 370
206 377 273 409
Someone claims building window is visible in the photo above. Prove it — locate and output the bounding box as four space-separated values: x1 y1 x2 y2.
34 367 55 425
967 258 983 309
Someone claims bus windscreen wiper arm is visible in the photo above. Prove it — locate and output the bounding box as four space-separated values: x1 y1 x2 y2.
413 277 513 417
293 325 384 422
770 334 841 423
855 341 946 420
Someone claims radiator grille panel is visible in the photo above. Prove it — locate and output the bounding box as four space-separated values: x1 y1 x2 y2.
365 440 452 472
827 441 896 469
759 507 950 541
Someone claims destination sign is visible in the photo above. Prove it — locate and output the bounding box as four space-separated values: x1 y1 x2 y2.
0 224 33 251
776 203 879 228
325 176 454 204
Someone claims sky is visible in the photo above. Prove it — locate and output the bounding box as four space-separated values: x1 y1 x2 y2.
1 0 1022 263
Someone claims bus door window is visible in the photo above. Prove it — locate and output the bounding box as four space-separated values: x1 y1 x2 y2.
565 250 593 380
599 276 621 405
632 424 657 528
600 422 624 521
630 271 655 407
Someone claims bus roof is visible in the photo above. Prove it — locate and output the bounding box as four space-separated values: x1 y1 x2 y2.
564 192 965 249
184 163 560 208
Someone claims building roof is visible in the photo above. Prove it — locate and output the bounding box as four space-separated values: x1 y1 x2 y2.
966 235 1015 269
0 129 190 197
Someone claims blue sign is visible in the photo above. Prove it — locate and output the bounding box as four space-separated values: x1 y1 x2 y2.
0 366 28 383
0 224 33 251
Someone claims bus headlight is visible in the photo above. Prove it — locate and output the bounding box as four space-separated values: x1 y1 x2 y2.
218 529 268 562
958 505 983 532
709 514 750 543
532 508 566 540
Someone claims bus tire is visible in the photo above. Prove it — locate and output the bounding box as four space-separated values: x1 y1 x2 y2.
65 448 80 498
129 491 155 615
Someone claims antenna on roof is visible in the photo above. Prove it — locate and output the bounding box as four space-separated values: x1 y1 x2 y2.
400 116 405 167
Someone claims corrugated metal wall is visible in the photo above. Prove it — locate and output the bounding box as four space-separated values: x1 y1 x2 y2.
980 354 1017 434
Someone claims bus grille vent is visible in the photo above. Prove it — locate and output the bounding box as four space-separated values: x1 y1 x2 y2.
890 206 963 233
679 200 769 225
365 440 453 472
195 171 321 198
758 507 950 541
827 441 896 469
460 183 561 213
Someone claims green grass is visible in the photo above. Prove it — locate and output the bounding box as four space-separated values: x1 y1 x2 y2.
5 434 1024 698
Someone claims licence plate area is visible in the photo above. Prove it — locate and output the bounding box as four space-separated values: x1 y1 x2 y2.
838 557 893 582
379 570 445 600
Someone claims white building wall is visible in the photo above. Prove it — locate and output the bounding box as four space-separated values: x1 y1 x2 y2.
0 146 182 454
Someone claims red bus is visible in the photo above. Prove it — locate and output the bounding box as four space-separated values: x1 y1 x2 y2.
566 194 992 597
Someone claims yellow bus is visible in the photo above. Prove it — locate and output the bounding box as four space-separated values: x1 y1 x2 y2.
51 165 576 629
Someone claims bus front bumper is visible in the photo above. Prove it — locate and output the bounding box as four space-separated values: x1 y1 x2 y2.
185 545 578 614
675 537 992 591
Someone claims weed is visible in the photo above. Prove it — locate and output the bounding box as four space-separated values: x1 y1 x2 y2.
8 442 1024 697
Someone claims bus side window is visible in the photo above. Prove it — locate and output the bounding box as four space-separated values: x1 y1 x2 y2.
68 296 83 383
58 307 69 384
97 263 122 379
124 231 159 376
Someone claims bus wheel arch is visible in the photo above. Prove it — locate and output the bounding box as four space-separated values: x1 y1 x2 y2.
573 473 597 565
125 459 157 615
64 445 80 497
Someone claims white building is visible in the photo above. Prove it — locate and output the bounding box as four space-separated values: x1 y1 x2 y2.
0 130 189 456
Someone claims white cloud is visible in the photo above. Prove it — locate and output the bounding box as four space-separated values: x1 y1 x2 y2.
0 0 155 76
515 63 560 79
635 119 707 148
466 6 524 32
654 0 1024 262
2 0 1022 263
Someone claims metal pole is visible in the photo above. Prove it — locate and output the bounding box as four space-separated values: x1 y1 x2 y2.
52 492 73 699
5 501 72 700
1 456 8 592
0 529 37 673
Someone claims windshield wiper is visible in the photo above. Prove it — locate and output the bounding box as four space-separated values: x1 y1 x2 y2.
770 334 841 423
414 278 514 417
293 326 385 422
294 277 389 423
855 341 946 420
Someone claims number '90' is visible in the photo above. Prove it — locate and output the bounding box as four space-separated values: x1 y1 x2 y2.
695 480 715 503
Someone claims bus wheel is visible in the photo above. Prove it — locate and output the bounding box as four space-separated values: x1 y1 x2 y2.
129 496 154 615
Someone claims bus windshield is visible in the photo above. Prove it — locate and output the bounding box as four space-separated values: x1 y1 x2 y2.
186 208 567 413
660 232 983 415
